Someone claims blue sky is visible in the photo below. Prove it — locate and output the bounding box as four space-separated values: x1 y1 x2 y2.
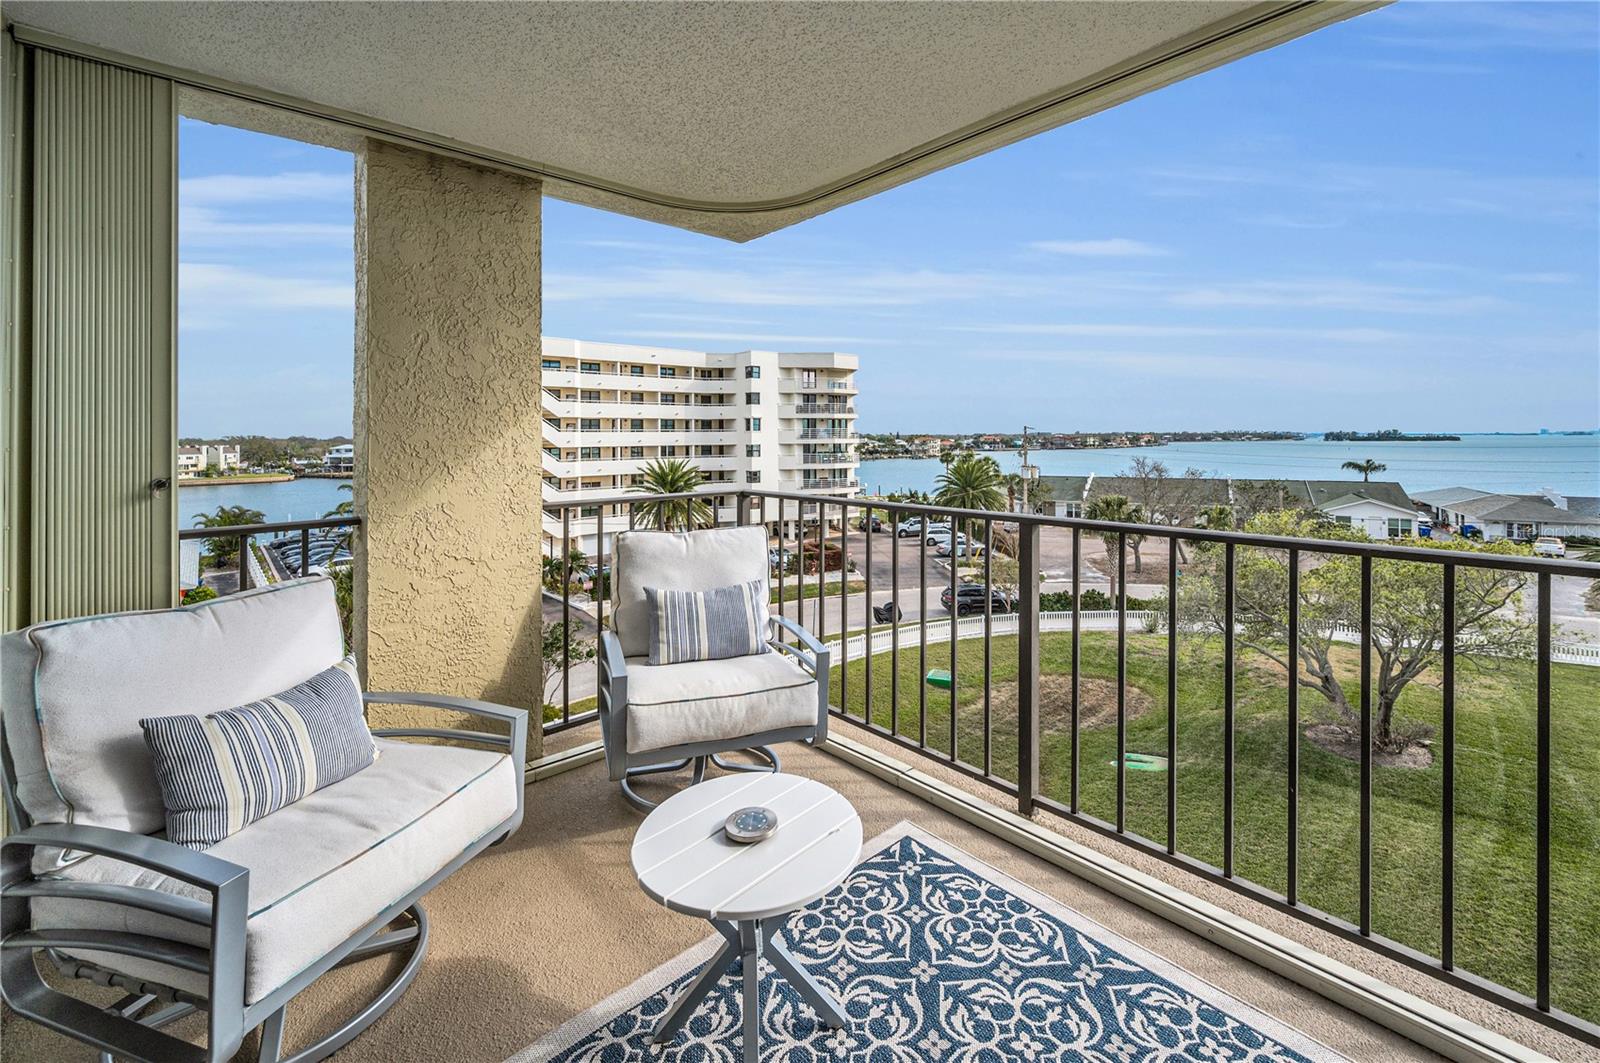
178 1 1599 439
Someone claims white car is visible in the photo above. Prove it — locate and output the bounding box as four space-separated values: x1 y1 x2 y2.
896 517 948 538
1532 536 1566 558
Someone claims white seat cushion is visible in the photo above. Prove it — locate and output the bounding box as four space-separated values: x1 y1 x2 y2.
32 738 517 1004
625 652 818 754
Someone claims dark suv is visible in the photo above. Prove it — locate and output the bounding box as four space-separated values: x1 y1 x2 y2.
940 584 1014 616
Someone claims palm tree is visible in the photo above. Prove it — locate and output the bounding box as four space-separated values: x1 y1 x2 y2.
1341 458 1387 482
631 458 712 531
1083 494 1144 597
935 452 1006 549
323 482 354 518
542 546 588 592
192 504 266 568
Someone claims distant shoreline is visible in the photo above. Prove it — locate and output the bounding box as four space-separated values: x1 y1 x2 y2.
181 473 294 486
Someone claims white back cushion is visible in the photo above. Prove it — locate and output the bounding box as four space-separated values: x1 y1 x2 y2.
612 527 767 657
1 577 345 836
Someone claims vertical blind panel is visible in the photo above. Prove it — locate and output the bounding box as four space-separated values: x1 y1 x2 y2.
30 51 175 622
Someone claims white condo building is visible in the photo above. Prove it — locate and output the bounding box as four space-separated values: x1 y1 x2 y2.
541 338 859 554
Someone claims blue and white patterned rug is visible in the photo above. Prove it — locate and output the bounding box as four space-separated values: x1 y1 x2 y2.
514 824 1345 1062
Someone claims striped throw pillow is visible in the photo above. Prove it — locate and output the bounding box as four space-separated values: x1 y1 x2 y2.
645 578 770 666
140 656 376 848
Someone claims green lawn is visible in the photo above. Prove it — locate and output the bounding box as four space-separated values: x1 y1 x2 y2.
830 631 1600 1023
771 579 865 603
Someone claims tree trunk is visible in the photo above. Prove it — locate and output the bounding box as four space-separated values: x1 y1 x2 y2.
1131 539 1143 574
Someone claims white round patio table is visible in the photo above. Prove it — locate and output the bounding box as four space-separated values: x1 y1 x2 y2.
631 772 862 1059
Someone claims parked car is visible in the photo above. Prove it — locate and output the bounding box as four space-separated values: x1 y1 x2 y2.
940 583 1015 616
768 548 794 569
1533 536 1566 558
897 517 948 538
935 539 984 558
923 526 967 547
855 514 884 532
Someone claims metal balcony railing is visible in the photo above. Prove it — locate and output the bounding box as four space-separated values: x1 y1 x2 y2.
180 516 361 594
535 487 1600 1047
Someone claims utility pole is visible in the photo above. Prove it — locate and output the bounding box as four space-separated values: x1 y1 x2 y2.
1020 425 1039 513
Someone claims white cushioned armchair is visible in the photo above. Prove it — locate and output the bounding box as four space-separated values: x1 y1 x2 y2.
0 576 527 1063
599 526 830 810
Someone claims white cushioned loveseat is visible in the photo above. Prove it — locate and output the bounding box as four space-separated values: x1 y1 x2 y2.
0 576 527 1063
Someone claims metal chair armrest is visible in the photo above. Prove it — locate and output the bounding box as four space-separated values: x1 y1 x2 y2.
767 615 831 735
363 691 529 767
598 632 630 780
2 823 250 1063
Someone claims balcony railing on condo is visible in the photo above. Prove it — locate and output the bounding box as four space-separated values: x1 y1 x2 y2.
795 428 857 440
179 516 361 593
537 487 1600 1048
795 403 854 415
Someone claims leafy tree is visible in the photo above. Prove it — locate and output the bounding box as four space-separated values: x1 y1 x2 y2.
631 458 712 531
192 505 266 567
1175 509 1533 753
1341 458 1388 482
1119 458 1213 562
330 566 354 651
542 620 596 709
1231 479 1297 524
1197 504 1235 532
1083 494 1145 594
542 546 588 593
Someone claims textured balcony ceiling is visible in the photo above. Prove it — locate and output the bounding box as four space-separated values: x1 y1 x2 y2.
6 1 1379 240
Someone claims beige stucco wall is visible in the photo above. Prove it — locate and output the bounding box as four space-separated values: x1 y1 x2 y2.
353 139 542 754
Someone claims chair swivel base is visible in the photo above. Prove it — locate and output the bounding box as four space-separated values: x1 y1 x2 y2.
619 747 781 812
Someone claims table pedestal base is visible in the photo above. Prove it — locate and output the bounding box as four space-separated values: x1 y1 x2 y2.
652 917 847 1059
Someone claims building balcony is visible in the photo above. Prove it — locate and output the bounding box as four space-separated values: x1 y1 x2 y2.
541 425 735 449
543 369 741 395
795 451 856 466
782 428 860 444
780 379 859 395
783 403 857 419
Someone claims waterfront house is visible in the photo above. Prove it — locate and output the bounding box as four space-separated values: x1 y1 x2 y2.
176 445 207 478
1414 486 1600 541
1235 478 1419 539
4 5 1597 1063
1036 474 1417 539
321 443 355 473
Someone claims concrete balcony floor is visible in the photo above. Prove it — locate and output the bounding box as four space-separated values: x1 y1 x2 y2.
6 722 1585 1062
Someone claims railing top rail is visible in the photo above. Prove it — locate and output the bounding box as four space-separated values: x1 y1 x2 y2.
178 516 361 540
540 489 1600 577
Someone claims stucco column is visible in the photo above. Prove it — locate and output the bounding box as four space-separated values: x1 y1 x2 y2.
353 140 542 753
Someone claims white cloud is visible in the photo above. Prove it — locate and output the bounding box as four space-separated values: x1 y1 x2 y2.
980 349 1349 387
1030 238 1170 257
545 266 1053 307
180 206 350 246
947 322 1403 343
1166 279 1504 315
615 330 878 346
179 171 349 205
1502 272 1576 285
1141 162 1597 224
179 262 353 322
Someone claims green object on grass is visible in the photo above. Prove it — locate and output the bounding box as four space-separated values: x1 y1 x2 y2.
925 669 952 690
1120 753 1168 772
